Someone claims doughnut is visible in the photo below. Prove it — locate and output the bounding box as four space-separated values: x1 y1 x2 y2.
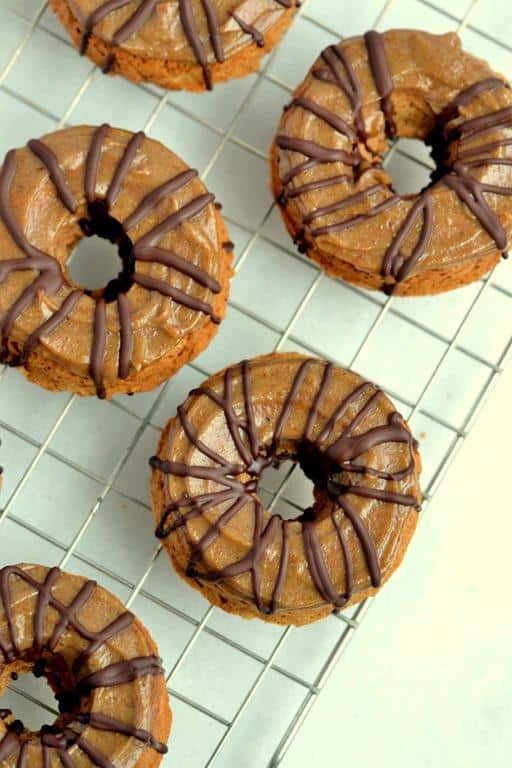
49 1 300 92
150 353 422 626
0 124 232 399
271 29 512 296
0 564 171 767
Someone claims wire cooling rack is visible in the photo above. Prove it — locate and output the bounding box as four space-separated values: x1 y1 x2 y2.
0 0 511 765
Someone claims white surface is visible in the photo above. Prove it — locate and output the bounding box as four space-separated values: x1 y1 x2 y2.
0 1 511 766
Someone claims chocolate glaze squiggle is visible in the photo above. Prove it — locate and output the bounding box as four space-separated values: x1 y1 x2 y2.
0 565 168 767
151 358 420 615
364 30 396 138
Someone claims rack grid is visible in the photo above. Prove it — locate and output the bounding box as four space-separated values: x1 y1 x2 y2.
0 1 511 766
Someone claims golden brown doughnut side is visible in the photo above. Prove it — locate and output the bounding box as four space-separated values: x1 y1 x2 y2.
0 564 171 768
270 29 512 296
150 353 422 626
49 0 297 92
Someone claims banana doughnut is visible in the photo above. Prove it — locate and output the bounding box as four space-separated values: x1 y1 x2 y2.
0 125 232 398
0 563 171 768
271 29 512 296
150 353 422 626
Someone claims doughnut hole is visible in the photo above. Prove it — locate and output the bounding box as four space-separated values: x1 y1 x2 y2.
0 652 82 740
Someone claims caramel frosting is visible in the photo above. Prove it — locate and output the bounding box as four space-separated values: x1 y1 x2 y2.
272 29 512 294
68 0 298 87
0 125 228 398
0 564 171 768
151 354 422 623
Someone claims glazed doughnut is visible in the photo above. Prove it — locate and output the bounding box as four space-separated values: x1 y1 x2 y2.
0 124 232 398
271 29 512 296
0 564 171 768
49 0 300 92
150 353 422 626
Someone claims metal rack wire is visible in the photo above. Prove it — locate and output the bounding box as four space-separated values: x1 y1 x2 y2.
0 0 511 766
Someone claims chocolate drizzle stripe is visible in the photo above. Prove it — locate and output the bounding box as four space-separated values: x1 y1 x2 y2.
364 30 395 138
315 45 365 140
48 579 97 651
0 732 19 761
112 0 159 45
105 130 145 208
78 656 163 690
332 512 353 602
178 403 235 469
123 169 198 231
273 359 313 445
270 521 290 612
135 245 221 292
85 713 168 754
117 292 133 379
156 489 240 539
90 298 107 398
80 0 132 54
456 105 512 143
85 124 110 204
459 137 512 160
27 139 77 213
444 161 507 250
316 381 373 445
285 173 351 200
0 151 62 267
339 484 418 507
276 136 359 167
437 76 507 126
80 0 132 50
188 495 250 573
337 495 381 587
179 0 212 90
22 290 82 363
311 196 401 236
304 184 385 225
74 737 113 768
304 361 333 440
134 193 215 249
191 376 253 468
151 358 419 613
231 12 264 47
382 193 434 282
292 96 358 141
303 521 347 607
242 360 260 459
281 158 317 187
201 0 225 63
133 272 220 322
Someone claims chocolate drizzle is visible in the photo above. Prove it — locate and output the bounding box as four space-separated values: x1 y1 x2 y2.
277 30 512 291
364 30 395 138
0 150 66 361
231 12 265 48
78 0 296 89
151 358 420 615
313 44 365 140
0 125 222 396
0 565 168 766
